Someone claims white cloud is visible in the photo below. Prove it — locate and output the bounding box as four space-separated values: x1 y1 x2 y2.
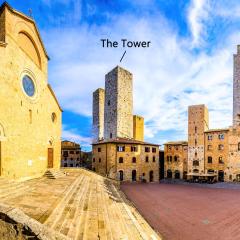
62 125 92 149
187 0 210 47
43 3 240 146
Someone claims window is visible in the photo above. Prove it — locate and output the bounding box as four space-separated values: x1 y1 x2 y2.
170 156 172 162
51 112 57 123
195 126 197 133
153 156 156 162
193 160 199 166
93 158 95 162
99 158 101 163
174 156 178 162
208 135 212 141
218 144 224 150
76 151 80 154
22 75 35 97
117 146 125 152
70 151 74 154
145 147 150 152
119 157 123 163
195 152 197 157
110 133 112 138
207 145 212 151
98 148 101 152
152 147 156 153
195 139 197 145
208 156 212 163
63 151 68 157
218 134 224 140
131 146 138 152
132 157 136 163
145 156 149 162
219 156 224 164
168 146 172 150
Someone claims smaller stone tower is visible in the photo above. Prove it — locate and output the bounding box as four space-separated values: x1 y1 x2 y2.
104 66 133 140
188 105 209 175
133 115 144 141
233 45 240 126
92 88 105 142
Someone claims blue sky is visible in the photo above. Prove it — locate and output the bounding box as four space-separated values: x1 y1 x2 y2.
3 0 240 151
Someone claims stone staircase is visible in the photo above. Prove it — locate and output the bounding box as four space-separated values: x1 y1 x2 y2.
44 169 66 179
44 169 161 239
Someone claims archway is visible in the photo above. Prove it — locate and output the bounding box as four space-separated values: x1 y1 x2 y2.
174 170 180 179
183 171 187 180
119 170 124 181
218 170 224 182
149 170 154 182
132 170 137 182
167 169 172 179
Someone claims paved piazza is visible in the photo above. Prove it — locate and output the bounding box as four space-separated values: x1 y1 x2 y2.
121 182 240 240
0 169 160 239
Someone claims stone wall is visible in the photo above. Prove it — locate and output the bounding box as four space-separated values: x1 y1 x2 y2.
188 105 209 175
0 203 68 240
133 115 144 141
92 142 159 182
104 66 133 140
233 45 240 126
92 88 105 142
0 4 62 179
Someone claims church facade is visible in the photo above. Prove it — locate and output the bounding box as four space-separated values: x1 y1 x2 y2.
0 3 62 180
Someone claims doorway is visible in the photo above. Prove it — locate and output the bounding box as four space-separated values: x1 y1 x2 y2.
132 170 137 182
175 170 180 179
149 170 154 182
47 148 54 168
119 170 124 181
218 170 224 182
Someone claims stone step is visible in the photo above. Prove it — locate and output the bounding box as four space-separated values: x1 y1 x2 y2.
44 169 66 179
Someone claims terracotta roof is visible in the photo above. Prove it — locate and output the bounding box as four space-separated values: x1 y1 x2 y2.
204 128 229 133
164 141 188 145
92 137 160 146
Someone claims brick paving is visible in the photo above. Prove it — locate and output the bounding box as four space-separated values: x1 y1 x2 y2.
121 182 240 240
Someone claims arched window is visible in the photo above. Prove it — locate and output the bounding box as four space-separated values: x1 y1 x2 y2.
174 156 178 162
119 157 123 163
132 157 136 163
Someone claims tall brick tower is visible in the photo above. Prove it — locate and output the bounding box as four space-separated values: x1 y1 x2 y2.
188 105 209 175
233 45 240 126
92 88 105 142
104 66 133 140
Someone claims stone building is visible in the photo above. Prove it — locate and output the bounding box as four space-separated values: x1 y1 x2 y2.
61 141 81 167
104 66 133 140
92 66 159 182
92 139 159 182
163 46 240 182
133 115 144 141
188 105 209 176
164 141 188 180
0 2 62 179
92 88 104 143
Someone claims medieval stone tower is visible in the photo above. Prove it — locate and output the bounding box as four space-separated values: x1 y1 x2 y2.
233 45 240 126
92 88 105 142
104 66 133 140
188 105 209 175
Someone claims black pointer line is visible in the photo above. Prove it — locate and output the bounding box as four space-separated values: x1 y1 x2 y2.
120 50 126 62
